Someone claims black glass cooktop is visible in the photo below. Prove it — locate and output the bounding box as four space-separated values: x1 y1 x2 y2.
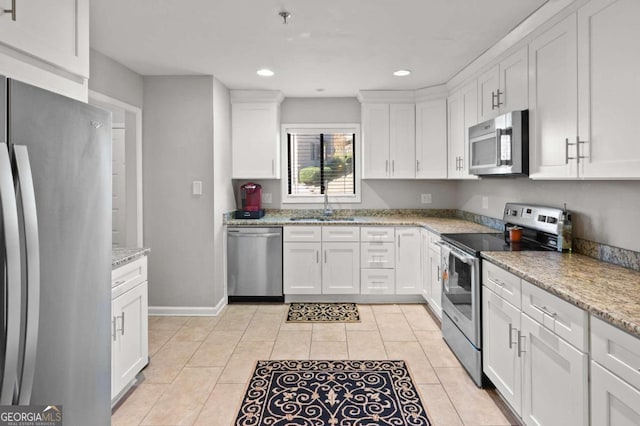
441 232 551 256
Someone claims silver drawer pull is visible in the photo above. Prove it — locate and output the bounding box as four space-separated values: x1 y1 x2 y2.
508 323 517 349
533 304 557 318
517 330 526 357
114 280 126 286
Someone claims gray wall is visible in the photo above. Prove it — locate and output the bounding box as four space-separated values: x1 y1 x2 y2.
457 179 640 252
143 76 216 307
213 78 235 305
89 49 144 108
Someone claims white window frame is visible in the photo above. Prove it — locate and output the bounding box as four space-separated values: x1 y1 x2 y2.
281 123 362 204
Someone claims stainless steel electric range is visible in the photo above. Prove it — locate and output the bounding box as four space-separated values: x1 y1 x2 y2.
439 203 572 387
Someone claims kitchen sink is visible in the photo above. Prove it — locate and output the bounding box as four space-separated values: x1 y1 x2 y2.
289 217 356 222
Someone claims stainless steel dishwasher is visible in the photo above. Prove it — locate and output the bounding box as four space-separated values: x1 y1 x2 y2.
227 227 283 302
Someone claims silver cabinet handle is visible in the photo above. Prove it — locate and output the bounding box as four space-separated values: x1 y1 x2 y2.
324 250 327 264
385 160 389 175
491 91 498 110
532 304 557 319
316 250 319 264
496 89 503 108
0 143 21 405
565 138 577 164
3 0 16 21
121 312 125 335
437 265 440 280
392 160 395 175
14 145 41 405
416 160 420 173
577 136 588 162
517 330 526 357
508 323 517 349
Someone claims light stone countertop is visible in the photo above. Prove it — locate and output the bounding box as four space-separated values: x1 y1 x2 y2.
225 213 498 235
482 251 640 339
112 247 150 269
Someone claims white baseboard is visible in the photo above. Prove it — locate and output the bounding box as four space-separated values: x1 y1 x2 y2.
149 297 227 316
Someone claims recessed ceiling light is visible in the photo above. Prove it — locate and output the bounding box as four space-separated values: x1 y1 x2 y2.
393 69 411 77
257 69 274 77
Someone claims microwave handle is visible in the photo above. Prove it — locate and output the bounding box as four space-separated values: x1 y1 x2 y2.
496 129 503 166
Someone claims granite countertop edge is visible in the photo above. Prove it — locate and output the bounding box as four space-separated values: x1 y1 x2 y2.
112 248 151 269
224 213 498 235
481 251 640 339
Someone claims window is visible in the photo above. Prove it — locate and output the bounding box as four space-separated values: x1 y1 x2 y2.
282 124 361 204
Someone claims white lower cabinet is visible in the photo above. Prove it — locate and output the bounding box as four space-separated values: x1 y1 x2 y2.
590 316 640 426
482 261 588 425
395 228 422 295
284 226 359 295
361 269 395 295
283 242 322 294
322 242 360 294
520 312 588 426
111 257 149 403
591 361 640 426
482 287 522 413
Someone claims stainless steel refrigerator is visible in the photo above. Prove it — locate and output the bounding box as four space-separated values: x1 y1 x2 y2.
0 77 111 424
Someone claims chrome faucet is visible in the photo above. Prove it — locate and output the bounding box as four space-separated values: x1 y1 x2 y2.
323 180 333 216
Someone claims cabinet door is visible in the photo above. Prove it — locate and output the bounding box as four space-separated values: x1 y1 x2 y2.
578 0 640 178
529 14 579 179
500 46 529 114
415 99 447 179
478 64 500 122
283 242 322 294
112 282 148 400
591 361 640 426
521 313 588 426
482 287 522 414
362 103 391 178
0 0 89 77
428 246 442 319
232 102 280 179
447 90 465 178
322 242 360 294
461 81 479 179
389 104 416 178
395 228 422 295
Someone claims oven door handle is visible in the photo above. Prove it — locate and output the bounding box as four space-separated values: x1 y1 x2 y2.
445 244 477 265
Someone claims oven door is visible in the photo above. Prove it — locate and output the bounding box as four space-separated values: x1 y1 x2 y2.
441 243 481 347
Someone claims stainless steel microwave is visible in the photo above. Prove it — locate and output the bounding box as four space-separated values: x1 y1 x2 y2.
468 110 528 176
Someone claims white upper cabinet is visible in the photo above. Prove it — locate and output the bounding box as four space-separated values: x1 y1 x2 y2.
448 81 478 179
231 91 283 179
0 0 89 78
361 103 391 178
389 104 416 178
529 14 579 179
577 0 640 178
478 47 529 122
359 91 415 179
415 98 448 178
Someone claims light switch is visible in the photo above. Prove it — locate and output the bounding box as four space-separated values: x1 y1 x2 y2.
192 181 203 195
482 196 489 209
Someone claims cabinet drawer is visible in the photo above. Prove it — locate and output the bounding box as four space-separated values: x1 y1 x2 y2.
322 226 360 242
361 242 395 269
361 227 395 242
591 316 640 390
283 226 321 242
361 269 395 295
112 256 147 295
522 280 588 351
482 261 522 308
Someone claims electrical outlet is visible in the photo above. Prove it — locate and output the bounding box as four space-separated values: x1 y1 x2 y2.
192 181 203 196
263 193 273 204
482 196 489 209
421 194 432 204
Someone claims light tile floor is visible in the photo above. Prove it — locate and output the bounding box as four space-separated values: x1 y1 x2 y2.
111 304 519 426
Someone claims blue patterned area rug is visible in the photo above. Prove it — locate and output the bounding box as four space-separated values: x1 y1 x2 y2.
235 360 431 425
286 303 360 323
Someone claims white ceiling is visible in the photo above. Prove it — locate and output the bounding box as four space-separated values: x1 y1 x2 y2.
90 0 547 97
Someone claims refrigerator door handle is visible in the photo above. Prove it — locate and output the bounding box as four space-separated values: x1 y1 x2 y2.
0 143 21 405
13 145 40 405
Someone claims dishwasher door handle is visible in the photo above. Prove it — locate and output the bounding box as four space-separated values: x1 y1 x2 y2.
228 232 281 238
